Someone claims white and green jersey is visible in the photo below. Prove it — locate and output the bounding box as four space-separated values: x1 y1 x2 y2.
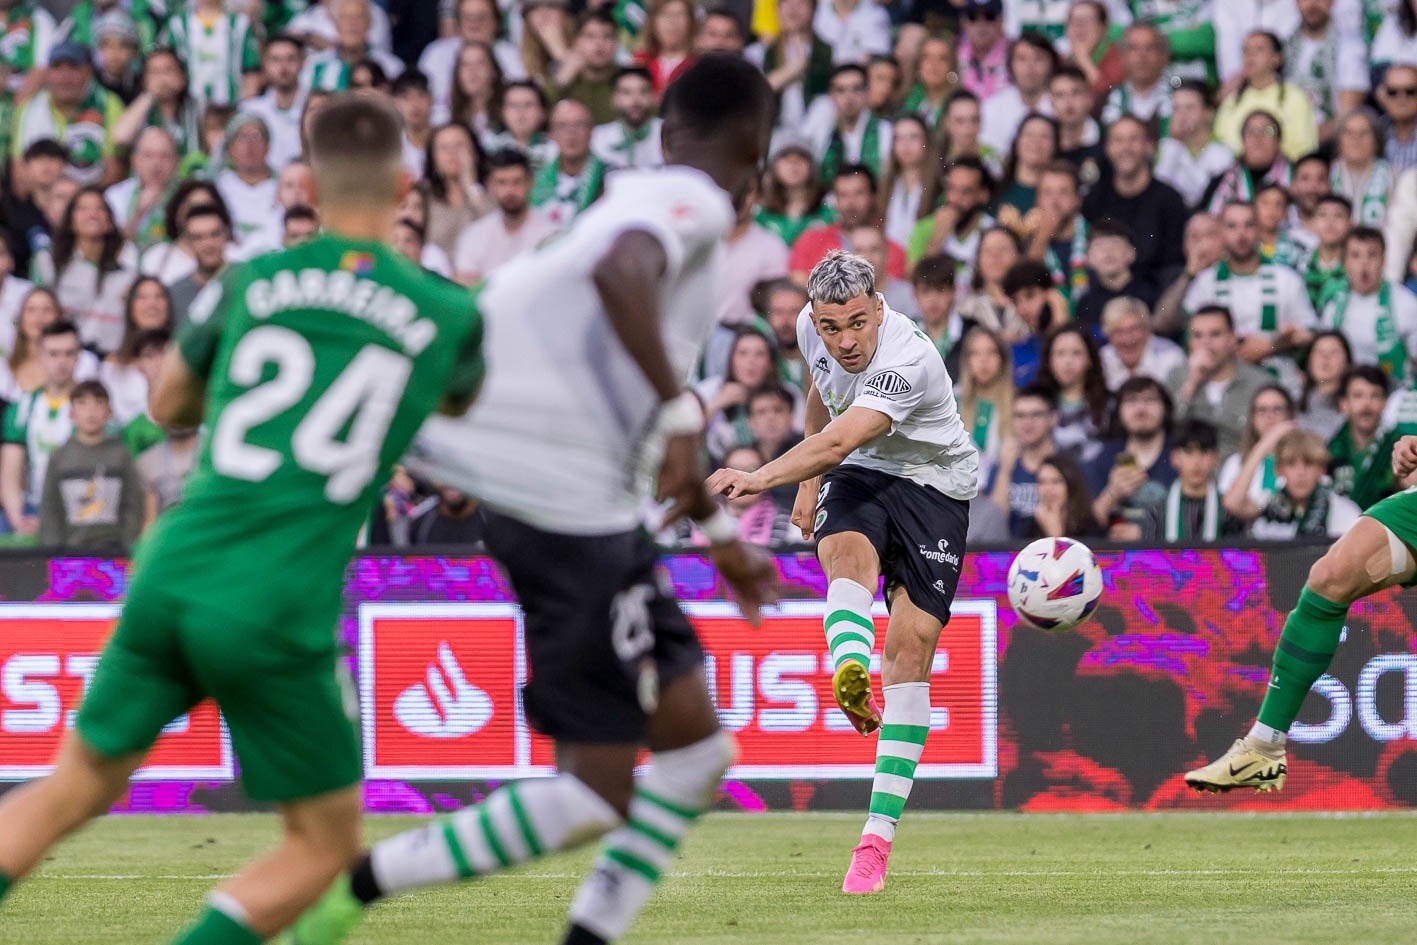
0 3 56 74
158 7 260 107
60 0 165 51
4 391 73 510
11 85 122 187
299 47 404 93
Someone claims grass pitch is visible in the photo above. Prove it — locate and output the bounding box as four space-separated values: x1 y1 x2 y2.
4 812 1417 944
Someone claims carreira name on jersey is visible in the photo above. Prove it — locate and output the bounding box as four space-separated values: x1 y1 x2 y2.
242 269 438 356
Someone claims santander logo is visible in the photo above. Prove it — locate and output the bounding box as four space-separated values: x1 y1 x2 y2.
393 642 493 738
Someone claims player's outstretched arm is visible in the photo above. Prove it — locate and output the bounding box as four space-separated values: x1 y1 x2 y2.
708 406 892 499
149 347 208 428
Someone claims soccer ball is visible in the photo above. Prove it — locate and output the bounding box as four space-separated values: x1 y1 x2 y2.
1006 536 1103 632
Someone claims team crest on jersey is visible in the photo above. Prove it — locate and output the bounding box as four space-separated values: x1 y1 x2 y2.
864 371 911 396
340 251 376 275
814 356 830 372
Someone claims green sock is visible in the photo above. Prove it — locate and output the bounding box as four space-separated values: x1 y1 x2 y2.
0 870 12 902
1257 587 1349 732
167 904 261 945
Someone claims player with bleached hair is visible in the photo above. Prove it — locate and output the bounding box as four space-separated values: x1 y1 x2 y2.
708 249 978 893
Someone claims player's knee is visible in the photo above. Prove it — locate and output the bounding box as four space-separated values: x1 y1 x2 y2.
1306 552 1366 604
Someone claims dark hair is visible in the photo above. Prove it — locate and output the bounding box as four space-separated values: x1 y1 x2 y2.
1038 322 1108 430
830 63 869 85
613 64 654 90
500 78 549 125
1345 225 1386 254
1040 159 1080 189
265 33 304 56
1190 304 1234 331
748 383 794 412
1340 364 1390 398
129 327 171 358
22 138 67 162
350 59 390 90
450 40 504 129
1038 452 1097 537
181 204 229 236
1009 32 1059 80
70 379 110 404
1015 382 1057 409
425 123 488 202
1172 78 1212 109
1172 418 1219 452
911 253 958 289
51 188 126 289
1113 375 1174 434
1001 258 1053 296
1108 112 1156 144
1293 151 1330 175
391 69 432 97
833 162 879 194
661 54 773 142
163 179 230 241
1300 329 1353 412
724 326 773 382
395 217 427 243
1088 217 1134 244
944 88 979 113
1240 107 1283 146
1315 192 1354 215
486 147 531 174
116 276 173 363
1050 64 1089 87
944 155 993 200
578 8 618 32
40 319 80 342
1255 181 1290 203
284 204 318 227
703 6 745 36
1003 112 1059 186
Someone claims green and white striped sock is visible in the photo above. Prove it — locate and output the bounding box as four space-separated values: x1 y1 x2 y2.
864 683 931 842
567 732 735 942
369 775 621 892
825 579 875 671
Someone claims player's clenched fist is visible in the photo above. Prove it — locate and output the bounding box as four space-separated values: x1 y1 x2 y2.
707 466 766 499
1394 435 1417 479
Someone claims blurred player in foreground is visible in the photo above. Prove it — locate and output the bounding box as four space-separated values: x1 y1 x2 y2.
708 251 979 893
0 95 486 944
1185 441 1417 793
280 56 778 945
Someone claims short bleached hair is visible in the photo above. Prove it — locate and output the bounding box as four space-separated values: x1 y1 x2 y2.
807 250 876 305
1101 297 1152 336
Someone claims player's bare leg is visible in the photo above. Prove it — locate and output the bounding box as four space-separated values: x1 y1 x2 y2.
0 736 142 900
561 668 735 945
844 587 944 894
1186 516 1415 793
818 531 884 734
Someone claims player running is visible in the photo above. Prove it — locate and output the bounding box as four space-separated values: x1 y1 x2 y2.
279 56 778 945
707 251 979 894
0 96 485 945
1185 441 1417 794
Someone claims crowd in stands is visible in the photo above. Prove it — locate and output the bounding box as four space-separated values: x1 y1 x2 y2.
3 0 1417 551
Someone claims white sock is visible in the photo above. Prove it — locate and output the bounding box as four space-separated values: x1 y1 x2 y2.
370 774 620 893
825 579 876 671
1246 721 1287 749
567 732 736 942
863 683 931 843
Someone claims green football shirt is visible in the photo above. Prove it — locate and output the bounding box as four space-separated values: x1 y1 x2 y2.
137 234 483 622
